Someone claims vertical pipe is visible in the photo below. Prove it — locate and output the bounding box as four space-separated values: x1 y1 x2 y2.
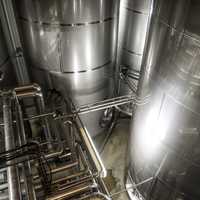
3 95 21 200
0 0 30 84
15 100 36 200
36 93 52 142
14 84 52 143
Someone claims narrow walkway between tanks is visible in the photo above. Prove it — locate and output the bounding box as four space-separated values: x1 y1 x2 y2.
94 119 130 200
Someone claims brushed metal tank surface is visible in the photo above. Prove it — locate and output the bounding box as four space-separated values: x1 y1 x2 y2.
117 0 151 114
20 20 114 72
0 24 16 88
16 0 119 137
128 0 200 199
18 0 115 24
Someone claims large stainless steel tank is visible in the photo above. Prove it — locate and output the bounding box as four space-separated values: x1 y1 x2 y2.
116 0 152 115
0 23 16 88
127 0 200 199
15 0 119 137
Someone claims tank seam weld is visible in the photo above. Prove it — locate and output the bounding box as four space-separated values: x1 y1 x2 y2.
158 18 200 43
30 60 112 74
124 7 149 15
19 16 115 27
122 47 143 56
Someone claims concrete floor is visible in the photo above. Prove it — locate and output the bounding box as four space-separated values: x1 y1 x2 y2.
95 119 130 200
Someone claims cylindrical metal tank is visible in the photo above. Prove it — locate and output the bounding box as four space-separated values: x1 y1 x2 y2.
116 0 152 115
0 23 16 89
127 0 200 199
15 0 119 137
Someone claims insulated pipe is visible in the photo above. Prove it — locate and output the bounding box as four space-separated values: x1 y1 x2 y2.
3 95 21 200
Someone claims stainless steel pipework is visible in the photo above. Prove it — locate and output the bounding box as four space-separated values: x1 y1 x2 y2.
14 83 52 143
2 94 21 200
0 84 110 200
0 93 134 126
15 92 36 200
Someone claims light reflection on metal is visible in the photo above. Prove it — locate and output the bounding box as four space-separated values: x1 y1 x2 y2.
139 107 167 155
128 0 200 199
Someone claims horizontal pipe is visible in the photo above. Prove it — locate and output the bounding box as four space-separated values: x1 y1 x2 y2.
76 192 111 200
14 83 41 91
14 83 41 98
46 183 94 200
0 190 112 200
52 174 93 187
0 148 72 173
0 162 80 191
0 94 135 126
59 95 135 118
